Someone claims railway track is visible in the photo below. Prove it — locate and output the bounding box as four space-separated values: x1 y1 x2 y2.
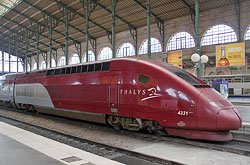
1 105 250 160
0 107 181 165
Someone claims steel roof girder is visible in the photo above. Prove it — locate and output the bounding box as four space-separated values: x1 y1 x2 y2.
80 0 97 16
0 2 78 45
132 0 164 24
1 15 65 48
52 0 112 35
234 0 241 42
0 20 52 50
1 34 26 56
129 27 137 57
133 0 164 53
180 0 195 27
0 30 46 56
22 0 89 41
89 0 136 30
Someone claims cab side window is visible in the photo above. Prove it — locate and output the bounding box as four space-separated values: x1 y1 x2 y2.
138 73 151 84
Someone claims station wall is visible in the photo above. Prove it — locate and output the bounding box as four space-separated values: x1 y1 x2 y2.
32 1 250 76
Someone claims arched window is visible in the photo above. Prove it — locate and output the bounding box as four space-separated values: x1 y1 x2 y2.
98 47 112 60
17 58 24 72
217 71 224 75
201 24 237 46
51 59 56 68
41 61 46 70
70 54 80 65
32 63 37 70
139 38 162 54
27 64 30 72
245 25 250 40
59 56 66 66
167 32 195 51
209 72 215 75
83 51 95 62
117 43 135 57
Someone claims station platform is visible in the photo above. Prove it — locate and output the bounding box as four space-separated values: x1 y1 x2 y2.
0 122 123 165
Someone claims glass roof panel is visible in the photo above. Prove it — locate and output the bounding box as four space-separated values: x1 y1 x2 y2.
0 0 21 16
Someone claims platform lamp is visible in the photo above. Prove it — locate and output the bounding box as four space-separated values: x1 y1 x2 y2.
191 53 209 78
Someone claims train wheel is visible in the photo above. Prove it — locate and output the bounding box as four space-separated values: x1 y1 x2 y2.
150 121 168 136
107 116 122 130
113 123 122 130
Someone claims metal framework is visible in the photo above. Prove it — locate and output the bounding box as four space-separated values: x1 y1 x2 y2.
0 0 246 76
234 0 241 42
195 0 202 79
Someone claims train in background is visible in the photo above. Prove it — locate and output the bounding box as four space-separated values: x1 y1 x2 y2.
202 74 250 102
0 57 242 141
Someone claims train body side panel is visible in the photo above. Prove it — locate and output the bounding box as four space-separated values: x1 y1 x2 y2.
132 60 199 129
0 74 16 104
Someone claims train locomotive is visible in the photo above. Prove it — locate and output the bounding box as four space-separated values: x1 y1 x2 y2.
0 57 241 141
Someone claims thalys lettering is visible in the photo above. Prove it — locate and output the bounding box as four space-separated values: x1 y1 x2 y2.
120 87 164 101
0 57 242 141
120 89 146 95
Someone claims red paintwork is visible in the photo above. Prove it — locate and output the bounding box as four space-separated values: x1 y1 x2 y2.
0 57 242 141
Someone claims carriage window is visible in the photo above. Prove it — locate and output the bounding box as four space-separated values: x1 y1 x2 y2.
138 74 151 84
81 65 87 73
61 68 66 74
47 70 55 76
66 67 71 74
95 63 102 72
55 69 61 75
102 62 110 71
76 66 81 73
88 64 94 72
168 69 201 85
71 67 77 74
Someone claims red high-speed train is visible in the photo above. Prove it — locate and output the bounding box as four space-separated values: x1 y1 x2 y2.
0 57 241 141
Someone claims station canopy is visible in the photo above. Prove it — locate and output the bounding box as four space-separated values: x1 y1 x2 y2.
0 0 247 58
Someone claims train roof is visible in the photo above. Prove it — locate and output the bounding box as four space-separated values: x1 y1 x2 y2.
2 57 180 80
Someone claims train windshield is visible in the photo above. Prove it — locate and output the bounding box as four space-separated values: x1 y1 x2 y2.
167 69 201 85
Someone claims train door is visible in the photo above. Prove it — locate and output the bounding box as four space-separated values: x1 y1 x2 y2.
109 83 120 114
109 73 120 114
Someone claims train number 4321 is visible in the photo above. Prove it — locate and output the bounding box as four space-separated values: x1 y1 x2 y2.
177 111 189 116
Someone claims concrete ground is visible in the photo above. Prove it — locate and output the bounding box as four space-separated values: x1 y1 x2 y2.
133 142 250 165
0 134 63 165
235 106 250 123
0 122 123 165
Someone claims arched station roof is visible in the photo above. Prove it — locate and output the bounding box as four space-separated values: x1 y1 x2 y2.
0 0 246 60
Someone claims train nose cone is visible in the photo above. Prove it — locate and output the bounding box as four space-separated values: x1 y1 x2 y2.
217 109 241 131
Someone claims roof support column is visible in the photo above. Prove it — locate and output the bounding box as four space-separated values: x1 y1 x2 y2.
36 23 40 70
2 45 4 75
130 28 138 57
52 49 57 67
8 38 11 73
111 0 118 59
147 0 151 59
25 32 29 72
45 15 59 68
90 39 96 59
74 43 82 63
80 0 97 61
65 8 69 65
234 0 241 42
85 0 89 62
156 20 165 52
195 0 202 79
15 34 19 73
41 52 47 69
49 16 53 68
